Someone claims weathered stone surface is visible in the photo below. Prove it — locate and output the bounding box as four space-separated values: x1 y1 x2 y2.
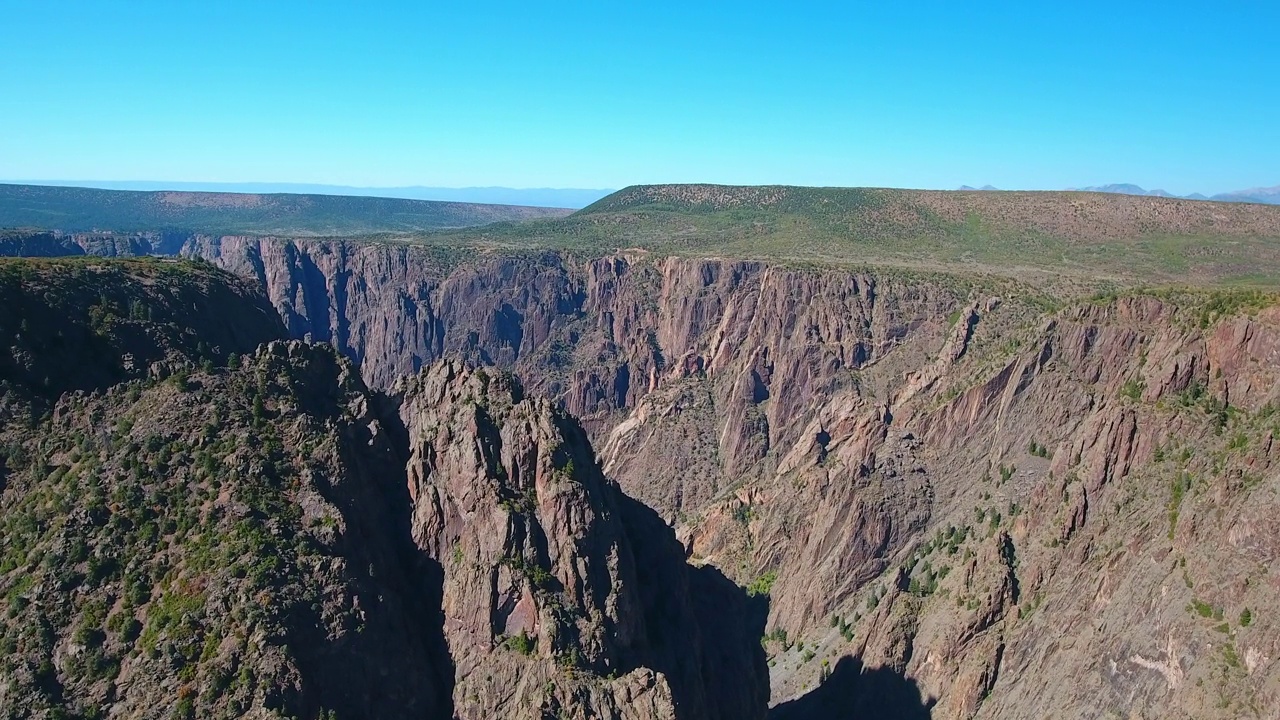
398 361 769 720
6 236 1280 719
0 261 769 720
149 238 1280 718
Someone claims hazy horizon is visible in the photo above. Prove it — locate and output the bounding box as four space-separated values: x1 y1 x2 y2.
5 178 1277 208
0 180 616 209
3 2 1278 195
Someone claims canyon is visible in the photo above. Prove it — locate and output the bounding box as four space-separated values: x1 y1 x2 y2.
0 259 767 719
2 185 1280 718
182 236 1280 719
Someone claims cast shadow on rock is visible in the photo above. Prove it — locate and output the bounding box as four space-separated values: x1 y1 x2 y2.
769 655 935 720
283 386 457 719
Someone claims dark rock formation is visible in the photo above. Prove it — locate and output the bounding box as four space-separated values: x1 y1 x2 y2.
0 258 769 719
399 361 768 719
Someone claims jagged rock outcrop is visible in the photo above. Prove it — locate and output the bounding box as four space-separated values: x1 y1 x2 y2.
0 235 1011 521
398 361 768 720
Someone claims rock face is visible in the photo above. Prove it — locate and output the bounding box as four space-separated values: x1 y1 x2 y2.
175 238 973 513
4 235 1280 719
398 361 768 720
178 237 1280 719
732 294 1280 720
0 258 769 719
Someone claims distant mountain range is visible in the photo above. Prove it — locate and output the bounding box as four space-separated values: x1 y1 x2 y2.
960 183 1280 205
4 181 614 209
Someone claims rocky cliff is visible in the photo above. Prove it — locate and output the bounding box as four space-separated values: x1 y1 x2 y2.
399 361 767 719
0 258 769 719
171 237 1006 514
5 226 1280 718
171 237 1280 719
691 291 1280 719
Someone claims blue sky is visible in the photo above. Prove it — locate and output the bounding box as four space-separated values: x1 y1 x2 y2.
1 1 1277 194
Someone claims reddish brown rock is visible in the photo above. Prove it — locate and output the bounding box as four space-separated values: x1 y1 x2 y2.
398 361 768 720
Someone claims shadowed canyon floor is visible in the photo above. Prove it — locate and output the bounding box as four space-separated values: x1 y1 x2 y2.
770 657 936 720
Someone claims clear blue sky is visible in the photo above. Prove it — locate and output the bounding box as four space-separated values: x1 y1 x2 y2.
2 1 1277 194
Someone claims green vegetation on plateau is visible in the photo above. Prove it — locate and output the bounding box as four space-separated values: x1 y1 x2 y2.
414 184 1280 290
0 183 571 236
6 183 1280 291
